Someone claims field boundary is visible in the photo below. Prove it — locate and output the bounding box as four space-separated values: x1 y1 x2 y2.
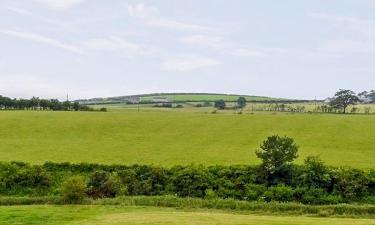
1 196 374 218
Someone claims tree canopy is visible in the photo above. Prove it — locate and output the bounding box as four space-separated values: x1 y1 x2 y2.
256 135 298 174
329 89 360 113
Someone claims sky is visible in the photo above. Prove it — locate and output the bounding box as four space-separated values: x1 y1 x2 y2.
0 0 375 100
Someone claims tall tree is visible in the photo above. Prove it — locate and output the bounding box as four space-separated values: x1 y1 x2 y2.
329 89 359 113
214 99 226 110
237 97 247 109
256 135 299 175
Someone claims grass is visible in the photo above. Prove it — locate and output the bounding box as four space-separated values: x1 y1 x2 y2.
1 205 375 225
0 109 375 168
3 196 375 217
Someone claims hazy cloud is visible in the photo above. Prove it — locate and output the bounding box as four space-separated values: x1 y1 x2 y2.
161 56 220 72
33 0 85 10
126 3 212 32
0 29 82 54
6 6 33 15
82 37 157 55
180 35 267 57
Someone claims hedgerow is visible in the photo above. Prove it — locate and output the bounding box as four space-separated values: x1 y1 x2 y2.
0 161 374 205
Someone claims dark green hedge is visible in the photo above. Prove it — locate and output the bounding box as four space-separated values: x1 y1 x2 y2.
0 161 374 205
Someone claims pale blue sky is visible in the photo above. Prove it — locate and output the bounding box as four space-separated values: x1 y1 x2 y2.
0 0 374 100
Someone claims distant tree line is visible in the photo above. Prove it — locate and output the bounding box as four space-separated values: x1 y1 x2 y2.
328 89 375 113
0 95 104 111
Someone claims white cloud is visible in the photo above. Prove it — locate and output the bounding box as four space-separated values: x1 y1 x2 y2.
126 3 212 32
0 29 82 54
82 37 157 55
126 3 158 19
148 19 211 32
319 39 375 54
0 74 67 99
6 6 33 15
309 12 375 37
0 73 116 100
232 48 268 57
309 12 375 54
180 35 226 49
33 0 85 10
180 34 267 57
161 56 220 72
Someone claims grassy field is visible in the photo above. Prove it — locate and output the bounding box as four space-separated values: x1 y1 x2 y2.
1 205 375 225
0 109 375 167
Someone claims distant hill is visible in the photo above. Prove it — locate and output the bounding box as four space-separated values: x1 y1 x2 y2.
76 93 296 105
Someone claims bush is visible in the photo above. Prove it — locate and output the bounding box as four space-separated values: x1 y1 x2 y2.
245 184 267 201
87 171 122 199
0 163 51 189
171 166 211 198
334 168 369 199
205 189 218 200
302 156 332 190
118 169 140 195
61 176 87 203
264 185 294 202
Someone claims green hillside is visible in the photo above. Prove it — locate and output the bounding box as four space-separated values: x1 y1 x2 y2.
0 110 374 168
78 93 290 104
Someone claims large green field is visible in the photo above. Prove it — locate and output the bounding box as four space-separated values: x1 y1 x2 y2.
1 109 375 168
1 205 374 225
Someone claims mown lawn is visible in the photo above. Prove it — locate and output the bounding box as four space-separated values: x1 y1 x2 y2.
1 205 375 225
0 110 375 167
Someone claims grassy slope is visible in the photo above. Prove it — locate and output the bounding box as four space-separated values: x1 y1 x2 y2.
139 94 284 102
0 110 375 167
1 205 375 225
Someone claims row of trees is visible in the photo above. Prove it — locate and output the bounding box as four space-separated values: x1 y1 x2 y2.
0 95 97 111
214 97 247 110
328 89 375 113
212 90 375 114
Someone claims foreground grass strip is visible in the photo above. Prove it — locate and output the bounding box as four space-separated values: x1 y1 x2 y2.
2 196 374 218
1 205 375 225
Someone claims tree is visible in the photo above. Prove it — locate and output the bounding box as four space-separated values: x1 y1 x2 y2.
256 135 298 174
329 89 359 113
369 90 375 103
214 99 226 110
237 97 247 109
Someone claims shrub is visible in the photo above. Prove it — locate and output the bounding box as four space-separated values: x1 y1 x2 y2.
205 189 218 200
118 169 140 195
171 166 211 198
302 156 332 190
61 176 87 203
264 185 294 202
87 171 122 199
245 184 267 201
0 163 51 189
334 168 369 199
